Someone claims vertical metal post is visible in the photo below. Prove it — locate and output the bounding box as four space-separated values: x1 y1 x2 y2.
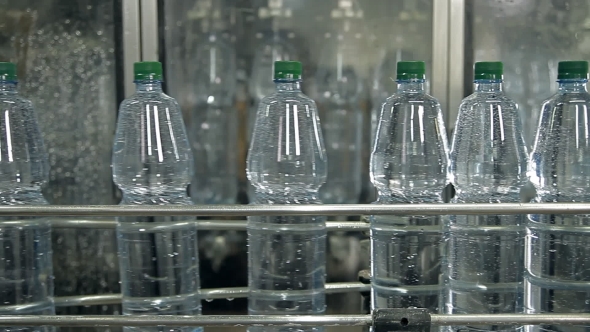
140 0 159 61
123 0 141 98
447 0 466 130
431 0 450 116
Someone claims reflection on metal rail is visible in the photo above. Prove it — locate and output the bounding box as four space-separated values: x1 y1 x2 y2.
0 315 372 327
0 203 589 217
50 219 370 231
1 313 590 327
54 282 371 307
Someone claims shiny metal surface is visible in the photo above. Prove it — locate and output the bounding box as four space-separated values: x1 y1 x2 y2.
1 203 590 217
53 282 371 307
0 315 373 327
431 0 449 111
123 0 141 97
447 0 465 131
2 313 590 327
431 314 590 326
49 218 370 231
140 0 159 61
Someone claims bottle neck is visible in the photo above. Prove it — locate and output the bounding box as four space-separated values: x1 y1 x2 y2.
135 80 163 92
474 79 503 92
396 79 425 93
558 79 588 93
0 81 18 94
275 79 301 92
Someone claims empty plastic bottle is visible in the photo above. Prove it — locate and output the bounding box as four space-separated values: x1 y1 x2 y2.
446 62 527 332
526 61 590 332
247 34 296 201
190 31 238 204
113 62 200 332
315 22 363 205
370 61 449 312
247 61 327 332
0 62 54 332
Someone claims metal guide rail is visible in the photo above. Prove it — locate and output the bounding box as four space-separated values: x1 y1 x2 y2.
0 310 590 328
2 204 589 328
0 202 588 217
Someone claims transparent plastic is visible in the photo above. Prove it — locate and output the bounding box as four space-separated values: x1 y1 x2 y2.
526 79 590 332
190 33 238 204
446 80 528 332
247 78 327 332
112 80 201 332
315 27 363 204
248 36 296 138
0 81 54 332
370 79 449 313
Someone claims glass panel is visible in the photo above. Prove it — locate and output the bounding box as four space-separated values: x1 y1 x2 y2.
0 0 120 327
162 0 434 315
469 0 590 147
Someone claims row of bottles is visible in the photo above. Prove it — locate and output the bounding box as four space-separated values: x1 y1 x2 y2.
371 59 590 332
3 57 590 332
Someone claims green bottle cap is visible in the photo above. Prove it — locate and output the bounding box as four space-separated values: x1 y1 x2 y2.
0 62 17 81
557 61 588 80
396 61 425 80
134 61 163 81
474 62 503 80
274 61 302 80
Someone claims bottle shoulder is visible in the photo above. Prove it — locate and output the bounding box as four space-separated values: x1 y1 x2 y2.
122 92 179 108
259 91 317 106
383 92 440 105
460 91 518 108
542 91 590 107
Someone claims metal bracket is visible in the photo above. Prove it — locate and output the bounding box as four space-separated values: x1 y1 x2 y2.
373 308 431 332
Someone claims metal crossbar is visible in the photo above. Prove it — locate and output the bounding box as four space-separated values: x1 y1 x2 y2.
0 203 587 217
0 313 590 327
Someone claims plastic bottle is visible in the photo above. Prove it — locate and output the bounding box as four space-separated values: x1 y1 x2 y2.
247 34 296 201
247 61 327 332
370 61 449 312
446 62 527 332
190 31 238 204
0 62 54 332
526 61 590 332
113 62 200 332
315 20 363 205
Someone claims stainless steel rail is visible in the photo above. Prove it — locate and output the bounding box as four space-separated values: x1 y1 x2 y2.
50 219 370 231
432 314 590 326
1 314 590 327
0 203 589 217
53 282 370 307
0 315 372 327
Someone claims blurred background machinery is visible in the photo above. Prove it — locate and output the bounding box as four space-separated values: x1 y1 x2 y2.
1 0 590 331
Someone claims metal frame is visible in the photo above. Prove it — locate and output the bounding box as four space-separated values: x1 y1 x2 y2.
122 0 141 98
0 203 588 216
140 0 159 61
431 0 450 113
1 203 588 325
1 313 590 327
447 0 465 129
